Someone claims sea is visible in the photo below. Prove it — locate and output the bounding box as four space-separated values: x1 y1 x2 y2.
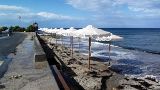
48 28 160 80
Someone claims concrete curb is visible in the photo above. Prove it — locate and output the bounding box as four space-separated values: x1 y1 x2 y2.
34 33 47 69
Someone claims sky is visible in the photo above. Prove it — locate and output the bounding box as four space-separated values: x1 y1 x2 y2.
0 0 160 28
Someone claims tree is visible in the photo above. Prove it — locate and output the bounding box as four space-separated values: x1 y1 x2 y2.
0 29 2 34
13 26 20 32
9 26 25 32
9 26 14 31
0 26 8 31
26 25 36 32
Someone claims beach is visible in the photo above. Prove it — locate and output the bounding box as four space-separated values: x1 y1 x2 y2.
45 28 160 80
40 35 160 90
0 31 160 90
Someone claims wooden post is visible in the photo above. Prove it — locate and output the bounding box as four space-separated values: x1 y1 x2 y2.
71 36 73 59
78 37 80 53
61 35 63 45
108 41 111 66
88 37 91 70
70 36 72 54
55 34 57 46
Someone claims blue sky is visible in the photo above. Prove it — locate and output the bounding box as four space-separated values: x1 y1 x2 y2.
0 0 160 28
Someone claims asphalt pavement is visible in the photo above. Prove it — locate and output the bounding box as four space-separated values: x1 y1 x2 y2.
0 32 26 56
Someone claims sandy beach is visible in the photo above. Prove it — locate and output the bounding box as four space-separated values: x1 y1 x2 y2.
41 35 160 90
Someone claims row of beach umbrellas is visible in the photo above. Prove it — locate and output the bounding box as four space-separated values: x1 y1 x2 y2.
39 25 123 70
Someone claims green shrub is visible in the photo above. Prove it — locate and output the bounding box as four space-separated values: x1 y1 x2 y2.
0 26 8 31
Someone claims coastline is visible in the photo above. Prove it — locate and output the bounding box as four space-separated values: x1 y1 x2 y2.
41 35 160 90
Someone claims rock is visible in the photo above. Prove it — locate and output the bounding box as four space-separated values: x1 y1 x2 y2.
67 58 83 65
87 71 98 77
124 77 130 81
74 75 102 90
145 77 157 82
97 71 112 77
130 85 147 90
116 85 124 89
132 78 144 82
139 81 152 88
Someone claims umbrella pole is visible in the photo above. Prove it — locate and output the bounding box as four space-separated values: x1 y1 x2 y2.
88 37 91 70
55 34 57 46
108 41 111 66
78 37 80 53
61 35 63 45
70 36 72 53
71 36 73 59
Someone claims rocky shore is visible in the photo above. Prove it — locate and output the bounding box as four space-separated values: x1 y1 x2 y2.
41 35 160 90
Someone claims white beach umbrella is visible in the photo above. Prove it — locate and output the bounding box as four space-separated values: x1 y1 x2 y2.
66 27 79 58
50 28 58 33
56 28 66 45
74 25 111 70
41 28 46 32
44 28 50 33
75 25 111 38
62 27 77 36
56 27 78 58
96 34 123 41
51 28 60 45
38 28 43 31
60 27 77 58
56 28 66 35
96 34 123 65
47 28 53 33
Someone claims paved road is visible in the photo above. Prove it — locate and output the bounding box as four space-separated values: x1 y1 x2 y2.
0 32 26 56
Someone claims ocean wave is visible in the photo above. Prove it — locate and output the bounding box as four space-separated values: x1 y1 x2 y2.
118 45 160 55
110 64 143 74
126 74 160 81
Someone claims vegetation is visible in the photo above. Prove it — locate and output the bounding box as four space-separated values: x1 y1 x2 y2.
0 26 8 31
0 23 38 33
0 26 8 34
26 25 36 32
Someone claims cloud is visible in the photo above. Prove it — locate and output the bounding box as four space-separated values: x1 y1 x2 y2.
0 4 82 21
66 0 160 17
66 0 114 12
0 5 84 27
37 12 76 20
0 12 81 22
0 5 29 12
65 0 160 27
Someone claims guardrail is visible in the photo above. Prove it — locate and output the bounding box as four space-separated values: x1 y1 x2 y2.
51 65 70 90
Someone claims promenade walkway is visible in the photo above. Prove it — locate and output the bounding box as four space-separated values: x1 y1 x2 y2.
0 33 59 90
